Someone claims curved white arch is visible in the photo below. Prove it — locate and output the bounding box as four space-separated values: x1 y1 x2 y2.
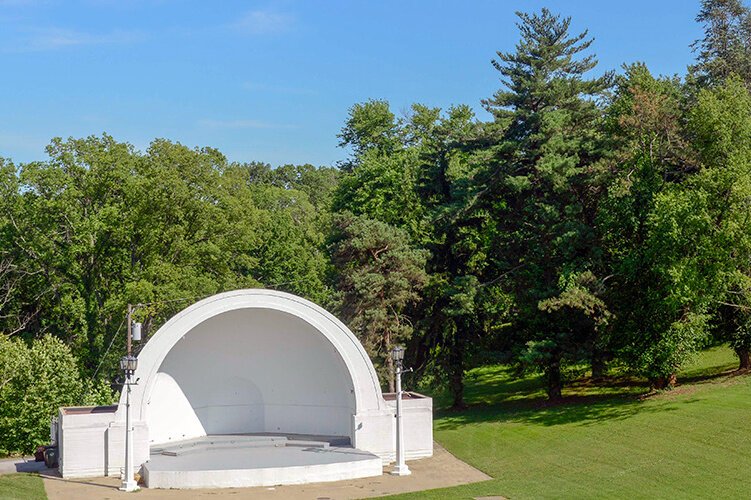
117 289 386 443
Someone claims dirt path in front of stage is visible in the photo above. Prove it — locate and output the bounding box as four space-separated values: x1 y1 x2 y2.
42 443 491 499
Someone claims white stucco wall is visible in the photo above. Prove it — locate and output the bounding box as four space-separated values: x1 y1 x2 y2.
57 407 149 478
149 308 355 443
57 289 433 478
119 289 393 467
385 393 434 460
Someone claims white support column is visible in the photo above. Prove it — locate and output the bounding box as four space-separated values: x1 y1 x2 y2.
391 366 411 476
119 375 138 491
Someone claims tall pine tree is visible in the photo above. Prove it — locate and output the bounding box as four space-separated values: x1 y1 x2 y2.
483 8 611 399
690 0 751 88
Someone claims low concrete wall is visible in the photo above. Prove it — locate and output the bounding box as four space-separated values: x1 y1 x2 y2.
57 407 149 478
384 392 434 461
105 420 150 477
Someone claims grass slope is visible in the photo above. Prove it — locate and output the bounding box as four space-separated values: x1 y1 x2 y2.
394 346 751 499
0 348 745 500
0 474 45 500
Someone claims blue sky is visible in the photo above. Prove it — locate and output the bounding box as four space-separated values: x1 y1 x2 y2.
1 0 702 167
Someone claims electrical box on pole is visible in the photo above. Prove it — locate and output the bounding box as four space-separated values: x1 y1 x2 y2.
132 322 142 342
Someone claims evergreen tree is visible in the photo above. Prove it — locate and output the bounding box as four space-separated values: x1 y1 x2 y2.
329 213 428 391
410 104 504 409
690 0 751 88
483 8 611 399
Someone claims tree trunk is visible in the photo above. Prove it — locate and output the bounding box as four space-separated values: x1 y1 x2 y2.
652 373 677 390
448 334 467 410
736 347 751 370
545 357 563 400
590 350 606 381
386 354 395 393
449 366 466 410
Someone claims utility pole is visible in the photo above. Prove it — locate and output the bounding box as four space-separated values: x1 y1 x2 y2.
119 304 139 492
127 304 132 357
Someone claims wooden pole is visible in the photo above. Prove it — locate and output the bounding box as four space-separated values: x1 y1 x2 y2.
126 304 132 356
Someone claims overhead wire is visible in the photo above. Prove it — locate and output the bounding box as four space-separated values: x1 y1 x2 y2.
90 285 298 380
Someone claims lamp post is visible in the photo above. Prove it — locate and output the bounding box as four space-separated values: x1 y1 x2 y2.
391 345 411 476
119 304 140 492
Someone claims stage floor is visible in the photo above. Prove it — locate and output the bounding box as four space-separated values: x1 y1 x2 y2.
143 435 383 489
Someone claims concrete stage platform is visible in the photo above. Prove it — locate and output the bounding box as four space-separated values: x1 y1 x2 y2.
142 435 383 489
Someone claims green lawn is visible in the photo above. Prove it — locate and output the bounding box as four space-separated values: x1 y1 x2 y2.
0 474 45 500
392 345 750 499
1 347 747 500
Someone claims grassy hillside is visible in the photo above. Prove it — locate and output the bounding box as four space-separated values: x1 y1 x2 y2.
394 345 750 499
2 347 747 499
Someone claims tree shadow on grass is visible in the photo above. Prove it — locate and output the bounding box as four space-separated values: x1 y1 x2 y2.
432 350 751 432
679 365 747 385
433 362 721 431
435 391 696 431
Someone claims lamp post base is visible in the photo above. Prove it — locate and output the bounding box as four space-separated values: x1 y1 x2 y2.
390 464 412 476
119 480 139 492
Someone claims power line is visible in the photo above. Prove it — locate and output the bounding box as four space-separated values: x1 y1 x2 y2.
92 316 125 380
90 286 301 380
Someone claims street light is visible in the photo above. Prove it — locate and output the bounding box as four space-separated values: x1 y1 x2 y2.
119 355 138 376
119 305 141 492
392 345 405 364
390 345 411 476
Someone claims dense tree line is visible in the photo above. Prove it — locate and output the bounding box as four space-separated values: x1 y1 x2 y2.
333 0 751 405
2 0 751 452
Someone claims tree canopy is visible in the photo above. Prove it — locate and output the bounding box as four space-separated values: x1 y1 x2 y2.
3 0 751 453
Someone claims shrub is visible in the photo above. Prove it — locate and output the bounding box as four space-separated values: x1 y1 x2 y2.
0 335 115 455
